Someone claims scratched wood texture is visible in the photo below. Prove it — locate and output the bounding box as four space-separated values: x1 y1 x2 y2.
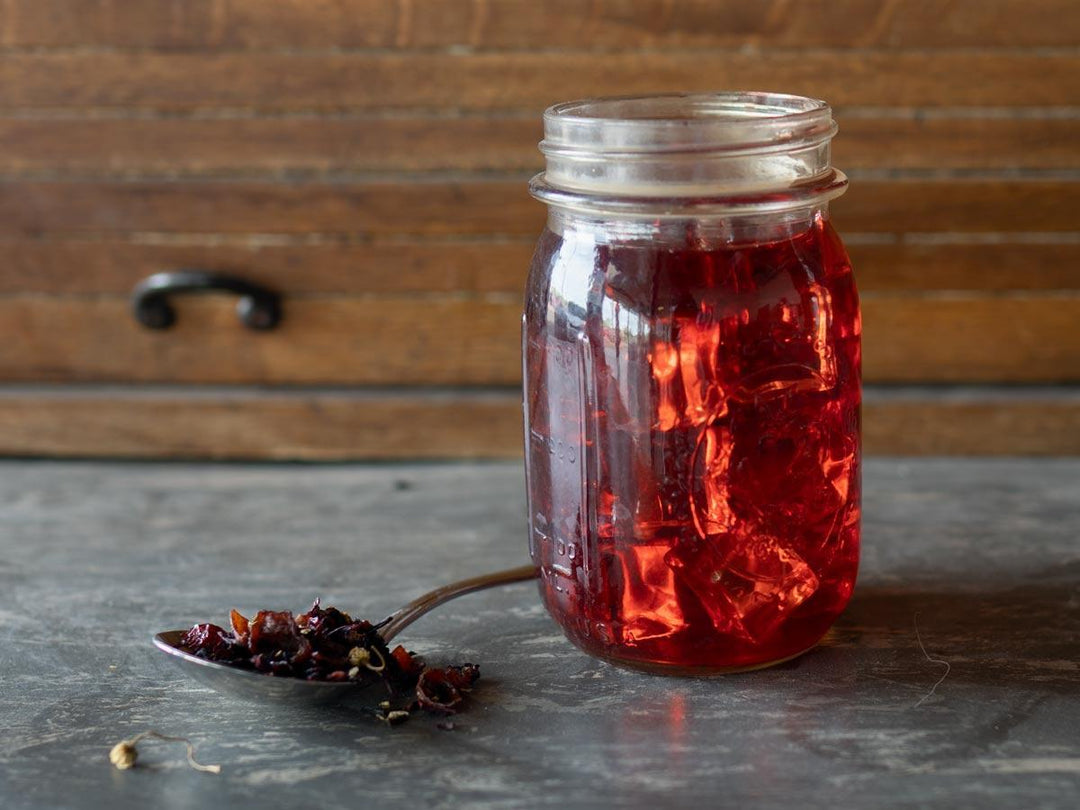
1 459 1078 808
0 0 1076 458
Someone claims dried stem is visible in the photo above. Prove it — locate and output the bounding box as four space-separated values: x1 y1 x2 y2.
109 730 221 773
913 612 951 708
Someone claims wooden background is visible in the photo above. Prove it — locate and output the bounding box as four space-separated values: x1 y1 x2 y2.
0 0 1077 458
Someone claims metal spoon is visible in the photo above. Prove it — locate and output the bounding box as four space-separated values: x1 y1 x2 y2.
153 564 538 704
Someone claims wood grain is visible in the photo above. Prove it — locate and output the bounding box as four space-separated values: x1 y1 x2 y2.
1 52 1074 110
850 241 1080 293
0 117 542 174
1 1 1075 49
0 386 1075 459
0 239 1077 295
0 179 542 236
0 294 1077 385
0 240 538 295
0 116 1075 174
836 117 1080 172
0 388 524 460
0 296 522 385
864 392 1080 455
836 181 1080 236
0 179 1076 236
862 296 1080 383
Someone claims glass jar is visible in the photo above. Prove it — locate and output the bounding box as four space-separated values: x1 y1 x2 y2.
523 93 861 674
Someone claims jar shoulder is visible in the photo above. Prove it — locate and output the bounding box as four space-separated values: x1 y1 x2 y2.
525 216 858 321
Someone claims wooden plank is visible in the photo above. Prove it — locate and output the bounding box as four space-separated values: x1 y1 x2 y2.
834 181 1080 235
0 0 399 50
0 294 1078 385
0 239 1078 296
0 385 1075 459
861 296 1080 383
836 117 1080 172
0 52 1074 110
0 116 1076 174
0 179 1076 236
0 296 522 385
864 389 1080 455
0 240 538 295
0 179 542 236
394 0 1080 51
1 1 1076 50
849 242 1080 293
0 117 542 174
0 388 525 460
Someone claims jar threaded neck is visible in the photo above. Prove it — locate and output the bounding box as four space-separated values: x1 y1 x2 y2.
531 92 846 216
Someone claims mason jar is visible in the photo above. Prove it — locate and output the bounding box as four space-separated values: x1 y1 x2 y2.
523 93 861 673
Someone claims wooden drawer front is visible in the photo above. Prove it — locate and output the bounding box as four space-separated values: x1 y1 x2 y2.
2 292 1080 387
0 0 1077 456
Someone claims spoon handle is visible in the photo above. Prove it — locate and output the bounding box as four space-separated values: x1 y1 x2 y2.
379 563 538 642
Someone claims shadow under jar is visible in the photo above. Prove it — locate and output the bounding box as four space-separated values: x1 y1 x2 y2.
523 93 861 674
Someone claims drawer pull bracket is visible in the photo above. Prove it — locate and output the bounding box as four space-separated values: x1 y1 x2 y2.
131 271 282 331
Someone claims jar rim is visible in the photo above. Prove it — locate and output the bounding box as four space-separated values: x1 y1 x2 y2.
542 92 835 156
533 92 845 211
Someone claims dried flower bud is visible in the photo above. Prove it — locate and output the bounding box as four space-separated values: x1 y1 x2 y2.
109 741 138 770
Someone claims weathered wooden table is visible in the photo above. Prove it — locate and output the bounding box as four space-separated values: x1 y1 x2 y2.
1 459 1077 808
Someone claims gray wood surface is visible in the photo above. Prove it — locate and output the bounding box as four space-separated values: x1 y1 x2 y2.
0 459 1077 809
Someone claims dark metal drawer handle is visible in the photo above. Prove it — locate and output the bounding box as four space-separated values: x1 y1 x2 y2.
131 271 282 331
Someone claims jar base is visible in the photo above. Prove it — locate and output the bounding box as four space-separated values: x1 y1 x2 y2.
576 639 825 677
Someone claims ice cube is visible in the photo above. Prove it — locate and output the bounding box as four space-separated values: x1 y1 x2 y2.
649 338 682 431
689 420 737 539
651 314 729 432
664 535 753 642
728 280 838 403
614 542 688 644
676 317 725 427
727 401 856 542
665 532 819 644
715 534 819 643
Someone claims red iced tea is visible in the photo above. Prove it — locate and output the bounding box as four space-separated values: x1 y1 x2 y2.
524 212 860 672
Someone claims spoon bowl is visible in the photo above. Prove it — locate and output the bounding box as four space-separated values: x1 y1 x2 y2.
153 564 538 705
153 630 379 704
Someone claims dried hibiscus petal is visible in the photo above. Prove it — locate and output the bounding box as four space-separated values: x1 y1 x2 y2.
229 609 250 644
250 652 294 675
390 645 424 683
248 610 312 667
180 623 243 661
297 599 354 643
326 620 381 653
415 664 481 715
